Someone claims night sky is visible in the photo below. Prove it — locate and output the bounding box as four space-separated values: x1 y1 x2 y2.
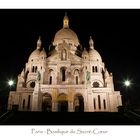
0 9 140 107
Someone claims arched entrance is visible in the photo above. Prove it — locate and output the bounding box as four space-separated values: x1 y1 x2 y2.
42 93 52 112
57 93 68 112
74 94 84 112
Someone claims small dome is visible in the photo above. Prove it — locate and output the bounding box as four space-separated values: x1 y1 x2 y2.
28 48 47 61
53 28 79 46
89 49 102 61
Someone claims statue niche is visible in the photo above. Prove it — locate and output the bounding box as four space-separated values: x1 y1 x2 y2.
61 49 67 60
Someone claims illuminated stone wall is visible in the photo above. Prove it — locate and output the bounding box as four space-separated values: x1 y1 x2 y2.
8 14 122 112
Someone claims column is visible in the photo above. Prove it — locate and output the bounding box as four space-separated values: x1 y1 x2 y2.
52 101 58 112
68 101 74 112
31 91 39 111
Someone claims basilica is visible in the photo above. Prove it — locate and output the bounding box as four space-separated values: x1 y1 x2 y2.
8 14 122 112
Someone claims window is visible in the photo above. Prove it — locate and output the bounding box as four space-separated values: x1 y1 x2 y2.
92 66 95 72
76 76 78 84
30 82 35 88
32 66 34 72
93 98 96 109
98 95 101 109
103 99 106 109
27 95 31 109
62 68 66 81
35 66 37 73
95 66 98 72
22 99 25 109
93 82 99 87
49 76 52 84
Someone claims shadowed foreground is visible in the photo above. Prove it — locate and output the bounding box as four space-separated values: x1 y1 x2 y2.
0 110 140 125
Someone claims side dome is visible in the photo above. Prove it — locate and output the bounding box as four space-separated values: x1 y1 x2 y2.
53 13 80 46
28 49 41 61
28 37 47 62
89 49 102 61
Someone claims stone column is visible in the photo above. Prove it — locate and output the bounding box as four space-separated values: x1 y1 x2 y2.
31 91 39 111
52 101 58 112
51 88 58 112
84 100 88 112
31 83 40 111
68 101 74 112
67 88 74 112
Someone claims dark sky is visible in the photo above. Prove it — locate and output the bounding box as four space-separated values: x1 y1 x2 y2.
0 9 140 106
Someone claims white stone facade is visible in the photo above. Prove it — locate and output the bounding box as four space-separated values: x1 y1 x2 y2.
7 14 122 112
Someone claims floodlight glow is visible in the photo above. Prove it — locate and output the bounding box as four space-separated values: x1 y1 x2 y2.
124 80 131 87
8 80 14 86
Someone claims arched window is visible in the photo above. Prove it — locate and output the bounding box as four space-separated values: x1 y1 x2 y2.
95 66 98 72
76 76 78 84
32 66 34 72
49 76 52 84
93 82 99 87
27 95 31 109
35 66 37 73
92 66 95 72
30 82 35 88
103 99 106 109
22 99 25 109
62 68 66 81
74 94 84 112
93 98 96 109
98 95 101 109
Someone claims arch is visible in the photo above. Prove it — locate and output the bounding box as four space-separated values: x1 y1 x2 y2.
74 94 84 112
92 80 104 87
74 69 80 84
26 80 36 88
60 67 67 82
49 76 52 84
42 93 52 112
48 69 54 84
74 69 79 75
57 93 68 112
93 82 99 87
30 81 35 88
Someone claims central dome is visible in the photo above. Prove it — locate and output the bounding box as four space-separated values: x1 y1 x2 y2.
53 13 79 46
53 28 79 46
